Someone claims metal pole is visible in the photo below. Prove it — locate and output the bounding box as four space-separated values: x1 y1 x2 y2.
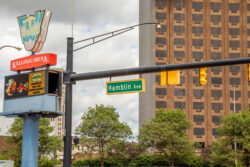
70 57 250 81
63 37 73 167
21 115 41 167
233 86 238 167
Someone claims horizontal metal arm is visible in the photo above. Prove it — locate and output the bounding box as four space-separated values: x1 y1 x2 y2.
69 57 250 82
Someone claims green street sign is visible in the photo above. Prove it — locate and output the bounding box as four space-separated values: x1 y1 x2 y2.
106 79 145 95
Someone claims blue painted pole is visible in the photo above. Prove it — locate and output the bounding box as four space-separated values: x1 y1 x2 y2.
21 115 41 167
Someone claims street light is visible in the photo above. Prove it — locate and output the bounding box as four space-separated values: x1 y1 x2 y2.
63 22 160 167
0 45 22 51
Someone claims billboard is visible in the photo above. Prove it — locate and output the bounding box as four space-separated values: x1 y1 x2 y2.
10 53 57 71
4 71 46 100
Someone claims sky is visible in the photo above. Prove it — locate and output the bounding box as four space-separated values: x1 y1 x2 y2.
0 0 140 137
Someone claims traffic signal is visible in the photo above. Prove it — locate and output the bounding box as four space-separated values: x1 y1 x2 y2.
167 70 180 85
160 72 167 85
199 68 207 85
248 64 250 82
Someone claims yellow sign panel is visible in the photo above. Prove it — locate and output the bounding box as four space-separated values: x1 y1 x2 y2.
28 71 45 96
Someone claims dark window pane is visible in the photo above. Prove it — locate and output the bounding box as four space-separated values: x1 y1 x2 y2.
193 115 204 122
193 52 203 61
229 53 240 58
156 50 167 58
211 15 221 25
229 28 240 38
174 88 185 97
174 101 185 110
174 38 185 48
174 0 185 10
211 52 222 60
229 16 240 25
211 67 222 74
212 103 223 112
156 88 167 96
229 65 240 75
212 128 219 136
229 41 240 50
230 78 240 86
211 77 222 85
156 12 166 20
192 39 203 49
212 116 221 123
230 90 241 100
192 14 203 24
174 51 185 61
211 90 222 99
210 3 221 12
192 2 203 11
211 40 221 50
156 38 167 46
193 102 204 110
211 27 221 37
192 27 203 36
193 89 204 99
174 26 185 35
229 3 240 13
230 103 241 112
156 101 167 108
174 13 185 23
194 128 205 135
156 0 167 9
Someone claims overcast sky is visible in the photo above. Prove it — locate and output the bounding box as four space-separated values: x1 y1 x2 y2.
0 0 140 137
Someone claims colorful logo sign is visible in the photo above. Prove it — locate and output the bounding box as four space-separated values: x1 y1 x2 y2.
10 53 57 71
17 10 52 52
4 71 46 99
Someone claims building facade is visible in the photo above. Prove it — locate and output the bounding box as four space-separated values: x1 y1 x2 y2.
139 0 250 147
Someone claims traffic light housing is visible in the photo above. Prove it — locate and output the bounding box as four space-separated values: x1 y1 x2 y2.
160 72 167 85
199 68 207 85
167 70 180 85
248 64 250 82
160 71 180 85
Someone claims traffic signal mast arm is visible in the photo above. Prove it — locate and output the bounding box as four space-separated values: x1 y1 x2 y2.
67 57 250 82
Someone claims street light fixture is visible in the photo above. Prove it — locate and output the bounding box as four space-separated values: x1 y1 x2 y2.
63 22 160 167
0 45 22 51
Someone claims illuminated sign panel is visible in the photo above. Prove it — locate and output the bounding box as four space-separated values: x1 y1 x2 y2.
28 71 45 96
10 53 57 71
4 70 61 100
5 74 29 99
17 10 51 52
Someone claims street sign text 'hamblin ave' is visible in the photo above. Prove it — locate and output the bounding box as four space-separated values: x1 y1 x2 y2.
106 79 145 95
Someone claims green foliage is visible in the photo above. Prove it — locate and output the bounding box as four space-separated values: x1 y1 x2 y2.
75 104 132 167
128 154 169 167
138 109 195 166
209 110 250 167
38 158 61 167
72 157 123 167
0 154 9 160
5 118 63 167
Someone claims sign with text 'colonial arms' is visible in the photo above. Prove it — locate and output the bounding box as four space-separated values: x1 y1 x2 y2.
17 10 51 52
10 53 57 71
106 79 145 95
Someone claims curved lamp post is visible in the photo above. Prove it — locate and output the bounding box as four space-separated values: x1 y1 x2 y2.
0 45 22 51
63 22 161 167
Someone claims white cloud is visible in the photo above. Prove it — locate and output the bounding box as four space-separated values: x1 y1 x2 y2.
0 0 140 137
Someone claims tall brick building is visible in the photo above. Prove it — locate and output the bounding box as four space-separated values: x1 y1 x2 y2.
139 0 250 147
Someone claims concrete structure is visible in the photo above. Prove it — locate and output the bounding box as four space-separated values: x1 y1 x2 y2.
0 160 14 167
139 0 250 148
50 68 66 137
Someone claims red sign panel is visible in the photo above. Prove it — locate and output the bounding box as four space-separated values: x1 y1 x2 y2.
11 53 57 71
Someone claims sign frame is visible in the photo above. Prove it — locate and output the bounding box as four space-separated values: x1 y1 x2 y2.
106 78 145 95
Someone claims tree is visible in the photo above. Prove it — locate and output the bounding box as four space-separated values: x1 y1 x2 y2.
5 118 63 167
209 110 250 167
75 104 132 167
138 109 196 167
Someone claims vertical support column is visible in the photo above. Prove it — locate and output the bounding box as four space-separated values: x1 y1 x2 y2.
21 115 40 167
64 37 73 167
